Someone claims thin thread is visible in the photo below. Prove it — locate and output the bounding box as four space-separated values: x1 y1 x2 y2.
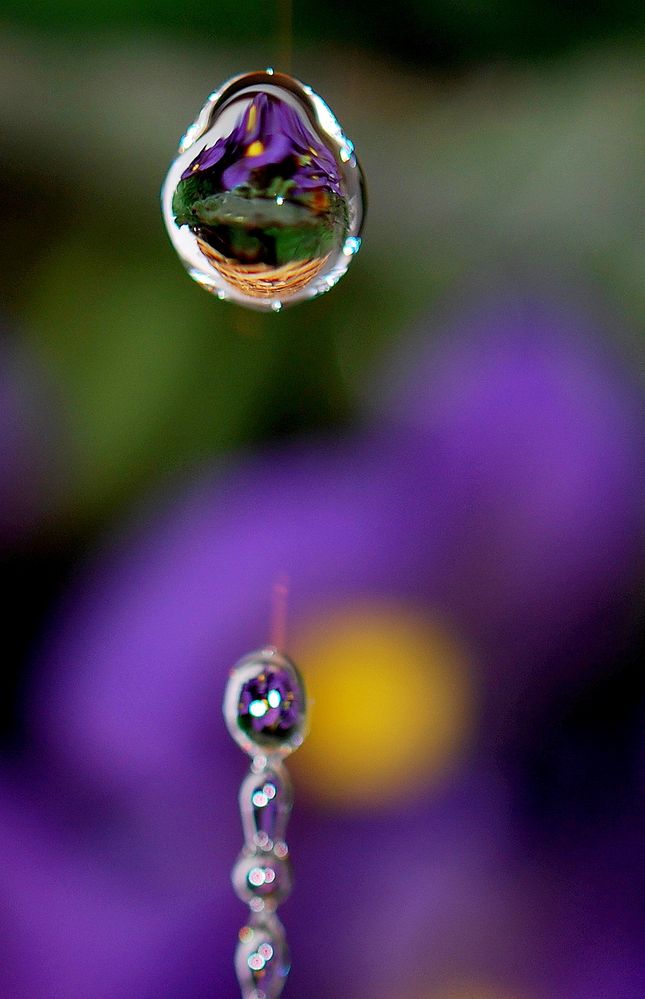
270 574 290 651
278 0 293 74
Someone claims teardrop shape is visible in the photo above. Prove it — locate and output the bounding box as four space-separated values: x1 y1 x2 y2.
162 71 365 312
240 764 293 851
236 915 290 999
223 647 307 758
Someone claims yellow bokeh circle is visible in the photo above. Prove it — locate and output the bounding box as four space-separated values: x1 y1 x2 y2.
290 602 474 807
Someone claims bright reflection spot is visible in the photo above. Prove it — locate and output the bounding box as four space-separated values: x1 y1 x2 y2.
343 235 361 256
258 943 274 961
263 783 276 799
248 952 265 971
252 790 269 808
248 867 266 887
267 689 282 709
291 603 474 806
249 699 268 718
248 865 277 888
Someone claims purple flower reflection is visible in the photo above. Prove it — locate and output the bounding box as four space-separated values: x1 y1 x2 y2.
3 293 643 997
181 91 343 197
238 666 301 736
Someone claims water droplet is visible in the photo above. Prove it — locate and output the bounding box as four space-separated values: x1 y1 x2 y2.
162 71 365 312
224 648 307 757
232 850 293 910
235 915 290 999
240 764 293 850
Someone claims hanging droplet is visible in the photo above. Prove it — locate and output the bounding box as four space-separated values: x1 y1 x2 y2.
236 915 290 999
239 764 293 851
223 647 307 758
162 71 365 312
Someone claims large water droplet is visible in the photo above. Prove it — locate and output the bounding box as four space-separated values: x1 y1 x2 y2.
236 915 290 999
223 647 307 758
162 71 365 311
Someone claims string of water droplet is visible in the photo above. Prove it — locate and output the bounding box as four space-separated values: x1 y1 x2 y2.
224 644 307 999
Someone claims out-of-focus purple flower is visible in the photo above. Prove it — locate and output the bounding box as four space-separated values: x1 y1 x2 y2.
0 325 60 543
381 293 645 726
1 292 643 997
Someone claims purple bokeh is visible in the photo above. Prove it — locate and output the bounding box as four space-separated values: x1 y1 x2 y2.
1 293 643 997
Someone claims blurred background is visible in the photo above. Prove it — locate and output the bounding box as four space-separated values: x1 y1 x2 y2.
0 2 644 997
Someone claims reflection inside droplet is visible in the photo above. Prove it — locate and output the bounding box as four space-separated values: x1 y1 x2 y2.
163 72 365 311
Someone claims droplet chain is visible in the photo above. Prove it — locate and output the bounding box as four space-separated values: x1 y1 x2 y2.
224 647 307 999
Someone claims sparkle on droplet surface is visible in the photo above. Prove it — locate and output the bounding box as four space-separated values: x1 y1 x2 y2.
343 235 361 256
248 952 265 972
249 867 266 887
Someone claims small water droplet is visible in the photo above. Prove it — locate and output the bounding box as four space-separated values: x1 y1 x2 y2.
235 916 290 999
224 649 307 758
232 850 292 909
